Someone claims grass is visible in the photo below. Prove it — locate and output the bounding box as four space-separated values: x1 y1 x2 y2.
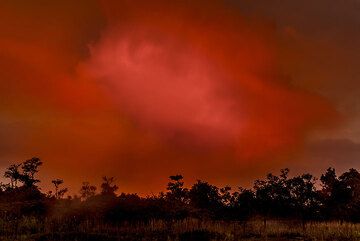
1 217 360 240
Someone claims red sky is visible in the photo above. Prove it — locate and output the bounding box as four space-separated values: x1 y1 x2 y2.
0 0 359 195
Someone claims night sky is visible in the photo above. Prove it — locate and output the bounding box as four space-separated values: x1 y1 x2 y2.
1 0 359 194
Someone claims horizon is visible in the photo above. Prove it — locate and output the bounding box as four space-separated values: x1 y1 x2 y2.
0 157 357 197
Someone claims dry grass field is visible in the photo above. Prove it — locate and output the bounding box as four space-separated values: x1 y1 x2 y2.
1 218 360 241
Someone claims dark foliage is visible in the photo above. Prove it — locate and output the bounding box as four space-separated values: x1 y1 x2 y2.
1 157 360 227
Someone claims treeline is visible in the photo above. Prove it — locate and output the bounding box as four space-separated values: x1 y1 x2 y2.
1 157 360 225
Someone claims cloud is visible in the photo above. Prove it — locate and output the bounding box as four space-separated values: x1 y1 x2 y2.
85 0 338 159
307 139 360 167
0 0 342 194
239 0 360 120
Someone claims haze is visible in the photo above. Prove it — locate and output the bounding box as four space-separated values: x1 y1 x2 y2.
0 0 359 194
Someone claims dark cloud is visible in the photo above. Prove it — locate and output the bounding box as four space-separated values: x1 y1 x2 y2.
237 0 360 117
287 138 360 177
307 139 360 167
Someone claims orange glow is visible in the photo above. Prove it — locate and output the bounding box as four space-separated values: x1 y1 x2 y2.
0 1 343 194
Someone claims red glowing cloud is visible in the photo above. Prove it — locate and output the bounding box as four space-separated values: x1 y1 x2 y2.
87 27 243 145
84 0 337 158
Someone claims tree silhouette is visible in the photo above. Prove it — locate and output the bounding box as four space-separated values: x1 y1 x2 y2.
3 157 360 228
287 173 319 224
219 186 232 206
164 175 190 221
254 169 291 228
101 176 118 196
189 180 221 217
4 158 43 188
19 157 43 187
51 178 68 199
80 181 97 200
338 169 360 221
166 174 188 203
320 167 337 197
231 188 255 221
320 167 349 220
4 164 21 188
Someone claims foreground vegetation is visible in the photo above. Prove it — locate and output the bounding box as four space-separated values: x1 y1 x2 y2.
1 218 360 241
1 157 360 240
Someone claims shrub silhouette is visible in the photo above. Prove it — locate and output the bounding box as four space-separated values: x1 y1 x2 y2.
2 157 360 229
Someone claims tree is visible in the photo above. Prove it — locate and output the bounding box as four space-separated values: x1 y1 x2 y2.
254 169 291 229
166 174 188 203
101 176 118 196
20 157 43 187
231 188 255 220
287 173 320 223
338 168 360 221
320 167 337 197
219 186 232 206
4 164 21 188
320 167 351 220
79 182 97 200
51 179 68 199
164 175 190 221
22 158 42 179
339 168 360 201
189 180 221 216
